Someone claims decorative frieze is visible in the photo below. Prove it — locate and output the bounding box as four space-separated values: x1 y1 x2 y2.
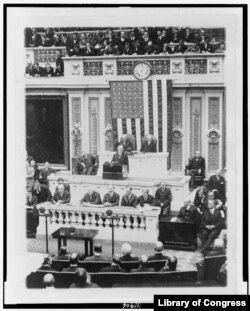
34 48 67 64
117 60 170 76
83 61 103 76
185 59 207 74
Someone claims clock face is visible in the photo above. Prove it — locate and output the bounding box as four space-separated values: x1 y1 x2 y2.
133 62 151 80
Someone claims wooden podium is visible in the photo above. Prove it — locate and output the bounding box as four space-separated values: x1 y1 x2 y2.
102 164 128 180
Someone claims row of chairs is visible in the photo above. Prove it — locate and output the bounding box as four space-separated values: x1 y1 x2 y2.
49 259 167 272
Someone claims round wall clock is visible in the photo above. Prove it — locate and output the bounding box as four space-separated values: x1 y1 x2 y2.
133 61 152 80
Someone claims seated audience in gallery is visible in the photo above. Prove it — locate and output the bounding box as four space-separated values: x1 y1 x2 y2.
55 50 64 74
53 246 70 260
131 255 155 273
38 257 53 271
181 27 194 43
54 64 64 76
214 41 225 53
32 179 52 203
136 189 154 207
43 63 55 77
207 169 226 203
201 200 224 254
79 152 98 175
148 241 168 261
185 150 205 188
30 62 44 77
52 184 71 204
67 32 80 56
55 177 70 192
63 253 79 272
26 189 38 208
174 39 187 54
178 200 200 224
111 145 129 169
184 44 201 54
39 161 55 186
80 187 102 206
43 273 55 289
85 243 110 262
120 243 139 262
28 28 42 47
160 255 178 272
70 268 99 288
52 33 63 47
25 60 33 76
103 184 120 207
140 134 157 153
154 182 172 216
161 42 173 55
117 134 134 153
121 186 138 208
100 255 126 272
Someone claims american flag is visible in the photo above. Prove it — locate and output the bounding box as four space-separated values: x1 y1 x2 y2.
110 80 172 155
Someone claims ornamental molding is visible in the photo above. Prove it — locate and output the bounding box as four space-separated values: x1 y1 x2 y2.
71 63 81 75
172 127 183 143
207 128 221 143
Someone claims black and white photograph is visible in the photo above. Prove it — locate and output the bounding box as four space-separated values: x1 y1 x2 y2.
3 2 247 307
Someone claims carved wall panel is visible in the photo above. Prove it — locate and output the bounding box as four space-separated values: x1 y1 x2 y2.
185 59 207 74
190 97 202 157
117 60 170 75
83 62 103 76
71 98 82 157
104 98 113 151
88 98 99 154
171 97 183 171
208 97 220 171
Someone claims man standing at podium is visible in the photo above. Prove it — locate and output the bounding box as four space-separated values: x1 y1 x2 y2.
111 145 129 170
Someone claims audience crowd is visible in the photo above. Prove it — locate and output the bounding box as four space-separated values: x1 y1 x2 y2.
25 27 225 77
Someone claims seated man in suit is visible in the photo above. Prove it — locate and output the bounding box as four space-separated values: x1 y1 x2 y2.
80 187 102 206
160 255 178 272
43 273 55 289
117 134 134 153
201 200 224 254
136 189 154 207
70 268 99 288
120 243 139 262
148 241 168 261
80 152 98 175
103 184 120 207
131 255 155 273
55 177 70 193
53 246 70 260
194 187 208 213
32 179 52 204
100 254 125 272
178 200 199 224
185 150 205 189
85 243 110 262
140 134 156 152
111 145 129 171
38 257 52 271
121 186 137 208
52 184 71 204
26 189 38 208
39 162 55 186
207 170 226 203
63 253 79 272
155 182 172 216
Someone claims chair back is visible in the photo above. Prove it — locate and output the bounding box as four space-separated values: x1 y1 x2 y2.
203 255 226 280
119 261 140 272
78 261 111 272
51 259 70 271
148 260 167 271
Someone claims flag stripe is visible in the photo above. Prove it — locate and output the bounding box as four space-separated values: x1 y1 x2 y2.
153 79 158 151
126 118 132 134
162 79 168 153
140 118 145 140
157 80 163 152
131 118 137 150
112 118 118 151
122 118 127 134
143 80 149 135
167 80 173 169
117 118 123 142
135 118 141 151
148 80 154 135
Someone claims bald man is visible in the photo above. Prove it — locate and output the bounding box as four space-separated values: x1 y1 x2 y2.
80 187 102 206
103 185 120 207
148 241 168 261
140 135 156 152
52 184 71 204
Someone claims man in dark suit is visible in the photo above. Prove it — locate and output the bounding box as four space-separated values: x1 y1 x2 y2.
117 134 134 153
178 200 199 224
83 42 94 56
120 243 139 262
131 255 155 273
111 145 129 170
207 170 226 203
30 62 44 77
30 28 42 47
67 33 80 56
26 190 38 208
121 187 137 208
148 241 168 261
55 178 70 193
85 243 110 262
55 50 64 75
79 153 98 175
140 135 157 152
39 161 55 186
38 257 52 271
52 184 71 204
194 187 208 213
116 31 128 55
201 200 224 253
32 179 52 203
103 185 120 207
100 255 125 272
160 255 178 272
53 246 70 261
186 150 206 188
136 189 154 207
80 187 102 206
63 253 79 272
155 182 172 216
70 268 99 288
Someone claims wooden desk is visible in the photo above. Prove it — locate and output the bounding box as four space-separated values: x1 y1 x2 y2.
51 227 98 256
158 217 197 251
